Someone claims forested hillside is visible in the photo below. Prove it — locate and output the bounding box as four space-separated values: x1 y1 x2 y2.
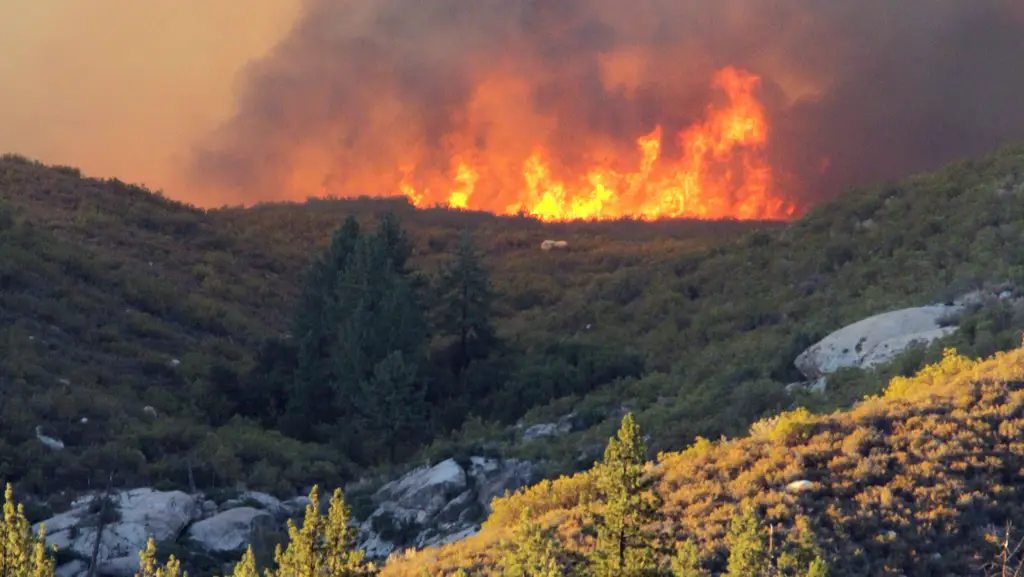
2 142 1024 512
0 153 765 497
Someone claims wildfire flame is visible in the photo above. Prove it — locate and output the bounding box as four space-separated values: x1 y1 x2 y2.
353 66 795 221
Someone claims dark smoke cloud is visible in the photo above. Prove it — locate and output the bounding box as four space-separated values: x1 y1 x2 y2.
189 0 1024 211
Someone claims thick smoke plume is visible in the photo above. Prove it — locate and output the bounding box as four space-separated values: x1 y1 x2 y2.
189 0 1024 217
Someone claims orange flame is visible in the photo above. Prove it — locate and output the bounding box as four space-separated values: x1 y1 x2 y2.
345 66 794 221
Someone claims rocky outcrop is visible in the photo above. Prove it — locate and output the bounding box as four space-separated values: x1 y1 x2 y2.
36 488 199 575
187 507 275 553
35 457 537 573
520 413 575 442
794 305 962 386
357 457 538 559
35 487 303 576
219 490 307 522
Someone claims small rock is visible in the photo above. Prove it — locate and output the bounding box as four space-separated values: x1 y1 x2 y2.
522 423 561 442
223 491 288 520
35 426 64 450
200 499 218 519
786 480 814 493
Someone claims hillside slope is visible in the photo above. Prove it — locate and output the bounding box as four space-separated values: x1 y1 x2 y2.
492 143 1024 472
2 143 1024 504
0 153 766 496
382 346 1024 576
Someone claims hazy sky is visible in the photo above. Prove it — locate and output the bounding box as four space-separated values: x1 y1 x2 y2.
0 0 302 197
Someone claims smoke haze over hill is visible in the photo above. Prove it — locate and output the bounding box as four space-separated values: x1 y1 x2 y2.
3 1 1023 214
186 0 1024 216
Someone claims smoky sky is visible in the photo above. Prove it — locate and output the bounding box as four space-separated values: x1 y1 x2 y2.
189 0 1024 211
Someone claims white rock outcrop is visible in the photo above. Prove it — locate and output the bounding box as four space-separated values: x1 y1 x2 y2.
187 507 275 552
794 305 961 381
34 457 537 568
35 488 198 568
373 459 467 527
357 457 537 559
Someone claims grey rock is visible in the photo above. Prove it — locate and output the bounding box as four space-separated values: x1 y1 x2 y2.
356 456 537 560
222 491 288 521
35 488 197 567
187 507 275 553
795 305 961 380
521 414 575 442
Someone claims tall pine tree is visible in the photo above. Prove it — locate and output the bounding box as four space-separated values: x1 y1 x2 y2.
435 230 498 376
330 219 428 463
285 216 361 440
588 413 661 577
284 211 429 464
359 350 427 463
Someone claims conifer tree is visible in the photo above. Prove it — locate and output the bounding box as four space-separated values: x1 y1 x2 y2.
285 211 429 462
229 547 259 577
333 233 428 461
286 215 361 439
725 506 769 577
588 413 661 576
135 537 185 577
498 508 565 577
669 541 706 577
269 485 375 577
777 516 830 577
360 350 427 462
375 211 414 278
0 484 55 577
436 230 498 376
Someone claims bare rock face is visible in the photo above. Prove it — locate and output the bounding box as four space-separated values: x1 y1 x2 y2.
794 305 962 381
521 413 576 442
187 507 275 553
356 457 538 559
35 488 199 571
